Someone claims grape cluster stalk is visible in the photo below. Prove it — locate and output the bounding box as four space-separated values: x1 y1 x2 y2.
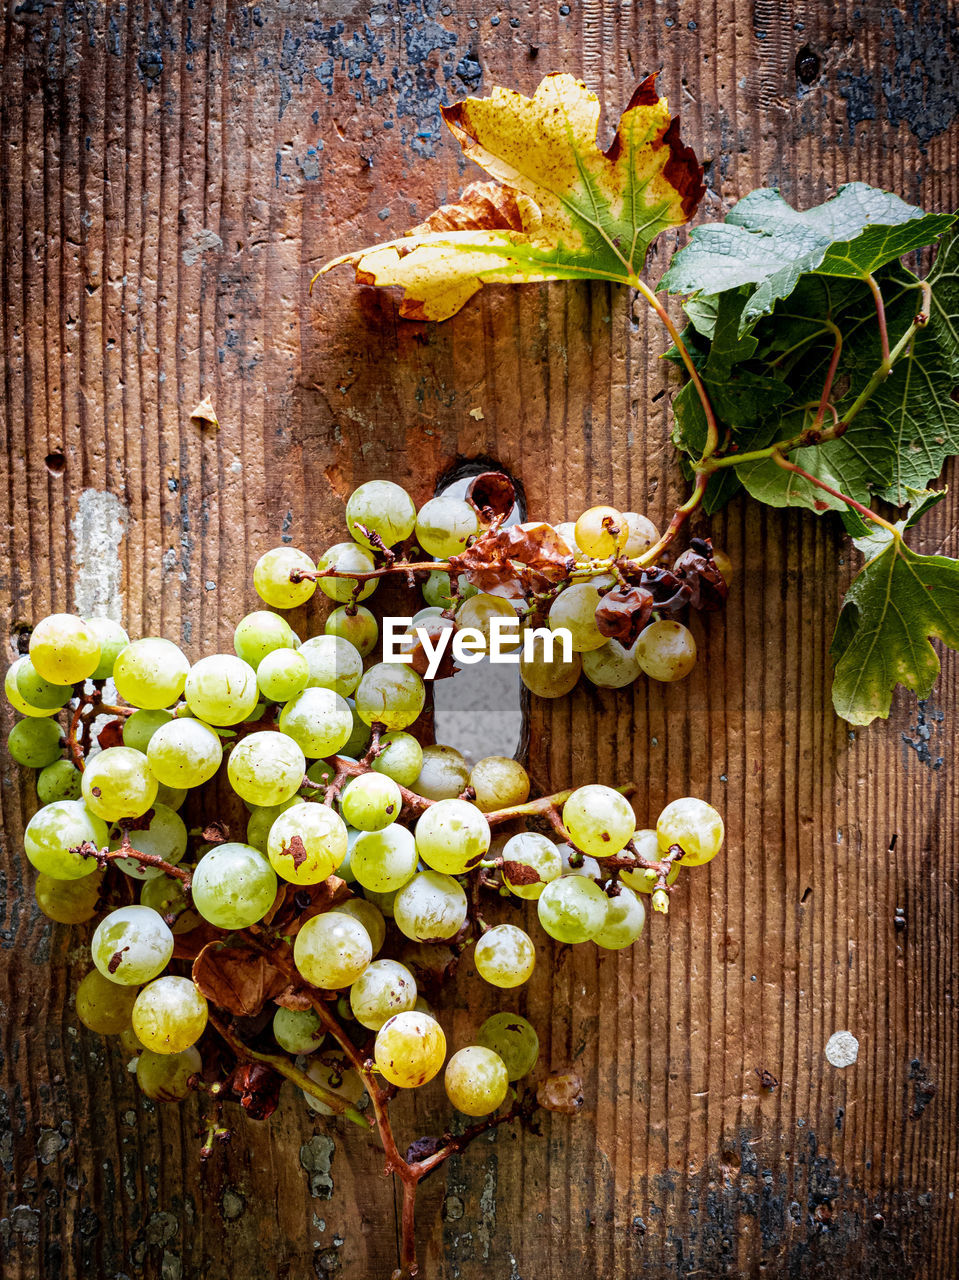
6 475 726 1277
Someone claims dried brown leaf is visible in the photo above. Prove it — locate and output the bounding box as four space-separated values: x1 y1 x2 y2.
192 942 290 1018
594 585 654 645
450 522 573 600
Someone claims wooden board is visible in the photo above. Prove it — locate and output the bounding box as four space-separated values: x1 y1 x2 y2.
2 2 957 1277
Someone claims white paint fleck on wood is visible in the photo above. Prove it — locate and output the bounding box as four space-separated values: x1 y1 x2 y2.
70 489 128 621
825 1031 860 1069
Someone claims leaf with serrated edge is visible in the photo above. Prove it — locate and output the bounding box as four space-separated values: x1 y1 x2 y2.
319 74 704 321
662 183 954 330
830 537 959 725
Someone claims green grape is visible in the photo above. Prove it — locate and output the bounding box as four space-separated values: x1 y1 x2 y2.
372 731 423 788
393 870 467 942
81 746 157 821
35 869 103 923
314 542 378 604
114 638 190 709
190 842 278 928
474 923 536 988
29 612 101 684
5 657 59 717
246 797 306 853
620 511 659 558
183 655 259 726
91 906 174 985
422 570 477 609
227 731 305 805
331 897 385 955
256 648 310 703
349 958 417 1030
118 1026 145 1058
253 547 317 609
273 1006 325 1055
635 620 697 682
299 635 363 697
110 803 187 881
556 841 602 880
553 521 581 557
415 496 479 558
136 1045 202 1101
76 968 139 1034
712 547 734 585
305 758 335 789
340 773 403 832
267 804 348 884
341 699 372 757
582 639 642 688
413 744 470 801
86 617 130 680
354 663 425 730
469 756 530 812
656 797 724 866
374 1010 446 1088
519 634 582 698
301 1058 365 1116
8 717 63 768
414 799 490 874
132 976 208 1054
548 585 606 652
593 885 646 949
501 831 562 900
444 1045 509 1116
233 609 299 668
331 824 359 884
123 709 173 754
24 800 108 879
139 874 200 934
477 1012 539 1082
362 886 398 918
346 479 417 548
36 759 82 804
15 658 73 710
325 605 379 658
455 593 521 651
536 876 608 943
147 718 223 788
351 823 417 893
277 688 353 759
155 782 188 811
562 785 635 858
293 912 371 988
574 505 628 557
620 828 681 894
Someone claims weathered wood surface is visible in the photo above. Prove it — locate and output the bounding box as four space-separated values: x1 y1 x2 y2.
1 2 957 1277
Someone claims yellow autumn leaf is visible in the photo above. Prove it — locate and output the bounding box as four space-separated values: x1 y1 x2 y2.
317 73 704 321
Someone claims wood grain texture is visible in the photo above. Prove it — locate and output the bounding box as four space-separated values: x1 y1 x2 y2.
1 2 957 1277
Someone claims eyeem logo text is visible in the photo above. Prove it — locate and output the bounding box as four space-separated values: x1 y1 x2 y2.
382 617 573 680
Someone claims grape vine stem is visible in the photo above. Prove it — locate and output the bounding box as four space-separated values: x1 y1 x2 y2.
243 934 531 1277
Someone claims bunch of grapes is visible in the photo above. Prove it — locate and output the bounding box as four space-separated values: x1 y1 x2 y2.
5 472 725 1272
255 474 730 698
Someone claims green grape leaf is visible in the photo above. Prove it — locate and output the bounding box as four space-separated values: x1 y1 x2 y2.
319 74 705 320
830 535 959 725
670 290 791 455
735 417 895 515
926 227 959 379
661 183 954 331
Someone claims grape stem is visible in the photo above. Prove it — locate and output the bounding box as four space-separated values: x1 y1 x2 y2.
245 934 533 1277
72 838 194 888
206 1014 372 1129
